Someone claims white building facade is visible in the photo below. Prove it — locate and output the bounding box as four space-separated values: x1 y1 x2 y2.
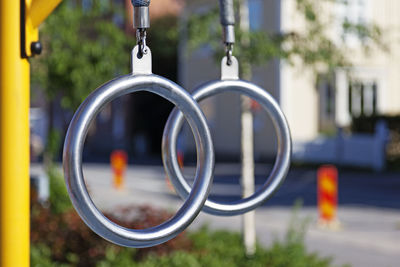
179 0 400 160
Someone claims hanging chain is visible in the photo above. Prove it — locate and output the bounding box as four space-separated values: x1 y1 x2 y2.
136 28 148 58
225 43 233 66
132 1 150 58
219 0 235 66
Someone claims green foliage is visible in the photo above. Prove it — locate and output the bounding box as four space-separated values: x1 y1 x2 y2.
140 251 201 267
46 165 72 214
96 201 342 267
31 194 342 267
263 203 330 267
186 0 385 75
31 203 192 267
44 129 62 163
146 15 180 82
96 247 137 267
31 188 342 267
31 243 67 267
96 225 337 267
32 2 134 111
148 15 179 69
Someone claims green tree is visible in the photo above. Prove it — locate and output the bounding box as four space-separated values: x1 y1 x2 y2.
32 2 134 112
31 2 134 162
30 3 137 202
186 0 386 75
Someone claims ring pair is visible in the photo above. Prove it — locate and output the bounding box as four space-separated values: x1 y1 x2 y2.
63 46 291 248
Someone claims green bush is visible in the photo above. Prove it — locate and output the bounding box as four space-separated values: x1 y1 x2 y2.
46 165 72 215
32 219 340 267
31 244 66 267
31 203 192 267
32 180 342 267
94 202 341 267
95 225 336 267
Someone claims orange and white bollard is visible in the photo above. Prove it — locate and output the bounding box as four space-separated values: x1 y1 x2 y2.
110 150 128 190
166 150 184 193
177 150 184 169
317 165 341 229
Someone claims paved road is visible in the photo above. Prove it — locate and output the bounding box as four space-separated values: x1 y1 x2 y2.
32 163 400 267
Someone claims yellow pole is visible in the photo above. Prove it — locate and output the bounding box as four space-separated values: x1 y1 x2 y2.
0 0 30 266
0 0 62 265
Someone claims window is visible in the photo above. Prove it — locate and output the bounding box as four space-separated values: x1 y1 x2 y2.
248 0 263 31
348 80 377 117
336 0 372 46
318 78 336 133
344 0 371 25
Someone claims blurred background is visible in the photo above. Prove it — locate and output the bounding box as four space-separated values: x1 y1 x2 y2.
29 0 400 266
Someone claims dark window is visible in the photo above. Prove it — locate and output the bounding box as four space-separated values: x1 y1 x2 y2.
348 80 378 117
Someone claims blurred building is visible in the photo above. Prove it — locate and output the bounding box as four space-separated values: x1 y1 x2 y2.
180 0 400 162
93 0 185 161
125 0 183 30
87 0 185 161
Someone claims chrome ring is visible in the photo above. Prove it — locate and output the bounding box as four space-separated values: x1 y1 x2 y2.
63 74 214 247
162 79 291 216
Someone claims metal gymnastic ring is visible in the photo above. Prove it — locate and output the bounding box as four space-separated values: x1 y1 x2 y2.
63 69 214 247
162 57 291 216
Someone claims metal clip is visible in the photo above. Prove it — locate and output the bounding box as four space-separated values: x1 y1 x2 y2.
132 45 152 74
221 55 239 80
136 29 148 58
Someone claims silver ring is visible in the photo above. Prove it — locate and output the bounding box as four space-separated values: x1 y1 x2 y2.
162 79 291 216
63 74 214 247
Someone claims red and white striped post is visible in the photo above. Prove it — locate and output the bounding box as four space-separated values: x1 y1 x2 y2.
317 165 340 229
166 149 184 193
110 150 128 190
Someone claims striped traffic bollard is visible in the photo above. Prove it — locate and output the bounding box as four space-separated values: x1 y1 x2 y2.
317 165 341 229
177 150 184 169
166 150 184 193
110 150 128 190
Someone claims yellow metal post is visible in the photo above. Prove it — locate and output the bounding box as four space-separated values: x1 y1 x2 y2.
0 0 30 266
29 0 62 28
25 0 62 57
0 0 61 266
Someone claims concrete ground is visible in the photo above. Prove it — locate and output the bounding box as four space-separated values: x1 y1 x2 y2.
31 163 400 267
